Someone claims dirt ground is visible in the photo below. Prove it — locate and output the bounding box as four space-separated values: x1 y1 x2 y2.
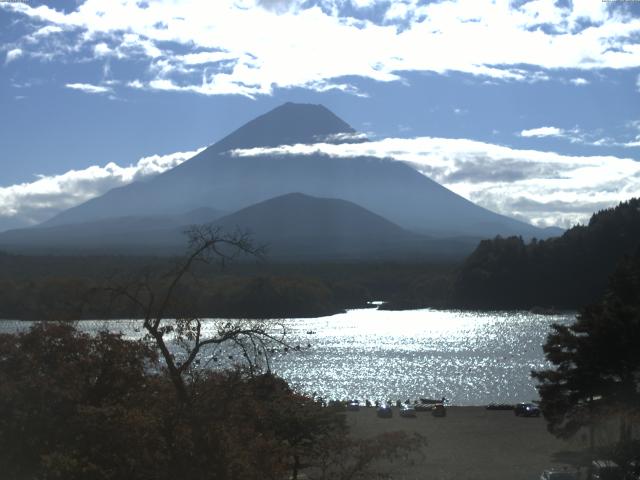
345 406 588 480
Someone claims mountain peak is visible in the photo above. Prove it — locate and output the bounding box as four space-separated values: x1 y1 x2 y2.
212 102 356 151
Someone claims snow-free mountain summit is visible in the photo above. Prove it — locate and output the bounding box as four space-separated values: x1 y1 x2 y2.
0 103 559 257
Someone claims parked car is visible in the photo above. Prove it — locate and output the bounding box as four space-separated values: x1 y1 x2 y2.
514 402 541 417
432 403 446 417
414 403 432 412
540 468 578 480
590 460 622 480
347 400 360 412
400 405 416 418
625 461 640 480
377 405 393 418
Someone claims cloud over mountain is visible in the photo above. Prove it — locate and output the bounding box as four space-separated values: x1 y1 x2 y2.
3 132 638 232
0 148 203 231
233 137 640 228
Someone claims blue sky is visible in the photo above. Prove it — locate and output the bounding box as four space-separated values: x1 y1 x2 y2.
1 0 640 231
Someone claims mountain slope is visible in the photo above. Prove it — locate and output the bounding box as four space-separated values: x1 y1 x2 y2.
0 193 481 259
0 208 223 254
40 102 551 239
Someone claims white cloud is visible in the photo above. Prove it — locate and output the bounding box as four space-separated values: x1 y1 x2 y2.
178 50 237 65
520 126 564 138
384 2 411 21
0 148 203 230
3 0 640 96
350 0 376 8
127 79 144 89
93 42 112 57
520 123 640 147
65 82 112 94
570 77 589 86
231 137 640 228
4 48 22 64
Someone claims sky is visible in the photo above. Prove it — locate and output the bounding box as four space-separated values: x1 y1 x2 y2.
1 0 639 232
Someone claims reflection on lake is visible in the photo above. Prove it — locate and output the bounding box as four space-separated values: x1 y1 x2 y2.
0 308 575 406
273 309 574 405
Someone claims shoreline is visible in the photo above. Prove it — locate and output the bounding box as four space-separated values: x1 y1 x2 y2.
0 304 578 322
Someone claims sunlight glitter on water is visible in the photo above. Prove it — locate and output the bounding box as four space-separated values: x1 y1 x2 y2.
0 308 575 405
267 308 575 405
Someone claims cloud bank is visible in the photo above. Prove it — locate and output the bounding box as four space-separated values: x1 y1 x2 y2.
1 135 637 232
0 148 204 231
3 0 640 97
232 138 640 228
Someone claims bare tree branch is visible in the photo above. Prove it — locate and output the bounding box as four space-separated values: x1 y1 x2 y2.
105 224 282 404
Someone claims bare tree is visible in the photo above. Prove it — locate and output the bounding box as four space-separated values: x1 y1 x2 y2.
108 225 288 403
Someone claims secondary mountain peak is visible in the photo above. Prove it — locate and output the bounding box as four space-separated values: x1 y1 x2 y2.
212 102 356 151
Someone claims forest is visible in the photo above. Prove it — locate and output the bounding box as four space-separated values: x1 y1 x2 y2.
451 198 640 310
0 250 456 320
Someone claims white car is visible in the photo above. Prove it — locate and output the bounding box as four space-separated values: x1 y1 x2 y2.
399 405 416 418
540 469 578 480
346 400 360 411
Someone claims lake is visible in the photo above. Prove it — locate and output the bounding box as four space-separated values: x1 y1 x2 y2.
0 308 575 406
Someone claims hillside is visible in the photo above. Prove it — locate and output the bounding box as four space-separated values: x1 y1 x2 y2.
451 198 640 309
212 192 427 259
0 208 222 255
0 193 479 260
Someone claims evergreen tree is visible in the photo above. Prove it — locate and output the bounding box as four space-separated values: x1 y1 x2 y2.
532 249 640 448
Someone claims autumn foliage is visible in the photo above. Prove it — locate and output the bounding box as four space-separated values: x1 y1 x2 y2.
0 323 422 480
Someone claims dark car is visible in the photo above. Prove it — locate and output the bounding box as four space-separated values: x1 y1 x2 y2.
377 405 393 418
514 402 541 417
590 460 622 480
432 403 446 417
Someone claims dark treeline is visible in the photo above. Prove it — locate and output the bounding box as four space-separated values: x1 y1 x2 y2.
0 253 457 320
451 198 640 310
4 198 638 319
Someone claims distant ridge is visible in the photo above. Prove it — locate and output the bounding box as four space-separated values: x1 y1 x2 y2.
0 208 223 254
0 193 481 259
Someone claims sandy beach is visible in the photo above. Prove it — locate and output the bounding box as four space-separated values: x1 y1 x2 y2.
345 406 586 480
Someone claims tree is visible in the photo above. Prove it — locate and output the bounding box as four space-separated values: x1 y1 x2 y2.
0 322 358 480
0 323 165 480
532 249 640 450
107 225 289 404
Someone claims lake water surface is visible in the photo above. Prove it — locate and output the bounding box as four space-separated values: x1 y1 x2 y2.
0 308 575 406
